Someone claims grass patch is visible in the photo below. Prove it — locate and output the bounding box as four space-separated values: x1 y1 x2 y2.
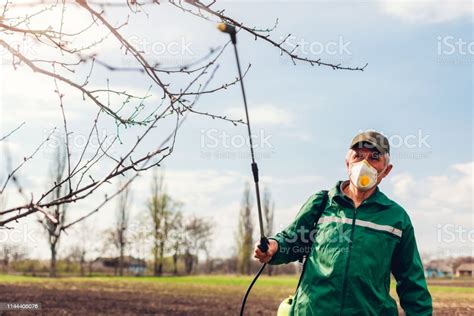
0 274 471 294
0 274 298 289
429 286 474 293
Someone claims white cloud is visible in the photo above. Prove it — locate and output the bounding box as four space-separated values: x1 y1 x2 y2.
379 0 473 24
3 1 114 59
133 169 246 201
391 161 473 217
390 173 417 200
390 161 473 257
1 67 87 127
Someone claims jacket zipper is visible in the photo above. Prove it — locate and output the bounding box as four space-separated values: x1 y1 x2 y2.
339 207 358 316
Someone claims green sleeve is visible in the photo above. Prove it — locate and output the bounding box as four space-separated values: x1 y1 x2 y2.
268 191 326 265
391 221 432 316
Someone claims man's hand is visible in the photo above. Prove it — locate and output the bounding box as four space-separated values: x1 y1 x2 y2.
253 239 279 263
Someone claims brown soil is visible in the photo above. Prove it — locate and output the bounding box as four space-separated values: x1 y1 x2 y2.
0 280 472 315
0 282 274 316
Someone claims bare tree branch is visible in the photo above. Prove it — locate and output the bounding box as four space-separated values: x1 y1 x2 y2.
0 0 366 229
0 122 26 142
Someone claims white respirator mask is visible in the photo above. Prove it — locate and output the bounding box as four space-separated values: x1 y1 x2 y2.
349 160 381 191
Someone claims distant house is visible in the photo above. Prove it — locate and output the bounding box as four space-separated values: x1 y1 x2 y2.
425 266 452 278
91 256 146 276
424 260 453 278
455 263 474 277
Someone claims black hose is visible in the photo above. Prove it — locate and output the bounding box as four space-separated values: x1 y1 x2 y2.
239 263 266 316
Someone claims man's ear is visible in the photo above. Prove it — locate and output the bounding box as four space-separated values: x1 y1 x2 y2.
381 164 393 179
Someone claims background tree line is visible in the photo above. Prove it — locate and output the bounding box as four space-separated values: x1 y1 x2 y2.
0 137 300 277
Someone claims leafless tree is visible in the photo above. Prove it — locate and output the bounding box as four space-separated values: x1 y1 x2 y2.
0 243 26 273
39 136 69 277
263 187 275 276
0 245 11 273
129 211 152 272
148 171 163 276
62 215 103 276
147 170 182 276
101 180 131 276
67 244 87 276
0 0 365 233
182 214 213 274
116 179 131 276
236 182 254 275
168 210 185 275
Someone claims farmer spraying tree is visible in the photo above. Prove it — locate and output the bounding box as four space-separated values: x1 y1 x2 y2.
215 22 432 316
254 131 433 315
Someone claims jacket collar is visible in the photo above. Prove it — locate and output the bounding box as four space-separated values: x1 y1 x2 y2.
329 180 393 208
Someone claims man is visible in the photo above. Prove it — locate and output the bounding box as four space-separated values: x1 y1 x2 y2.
254 131 432 315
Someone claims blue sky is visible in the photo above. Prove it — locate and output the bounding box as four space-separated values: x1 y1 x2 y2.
0 1 472 261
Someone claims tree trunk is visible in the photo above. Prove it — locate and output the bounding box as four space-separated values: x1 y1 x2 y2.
153 229 160 276
50 243 57 278
2 256 8 273
119 244 124 276
153 240 159 276
206 259 213 274
80 256 85 277
172 253 178 275
184 251 193 274
158 241 164 276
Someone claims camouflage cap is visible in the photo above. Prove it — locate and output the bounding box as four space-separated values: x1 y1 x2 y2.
350 131 390 155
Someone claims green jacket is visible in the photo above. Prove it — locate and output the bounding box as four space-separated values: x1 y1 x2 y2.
269 181 432 316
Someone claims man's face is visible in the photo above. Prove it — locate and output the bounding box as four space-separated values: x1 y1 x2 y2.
346 147 393 185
